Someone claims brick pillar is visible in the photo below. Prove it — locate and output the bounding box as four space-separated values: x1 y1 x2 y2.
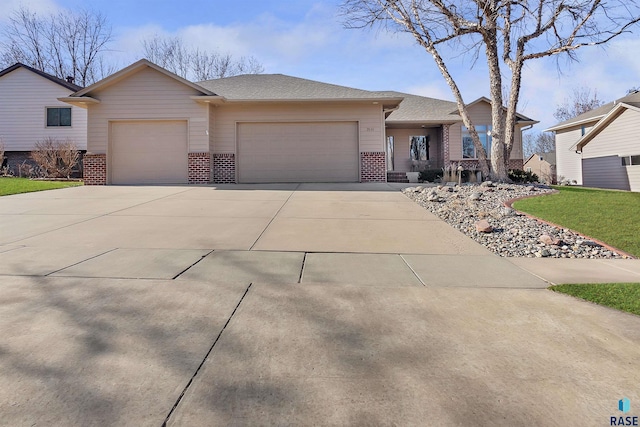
83 153 106 185
188 152 211 184
360 152 386 182
212 153 236 184
508 159 524 170
442 124 450 165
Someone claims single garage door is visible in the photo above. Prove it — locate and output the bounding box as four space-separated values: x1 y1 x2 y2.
110 121 188 184
237 122 359 183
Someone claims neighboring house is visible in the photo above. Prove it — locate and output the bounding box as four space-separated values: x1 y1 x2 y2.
0 63 87 173
60 59 536 185
547 90 640 191
524 152 556 184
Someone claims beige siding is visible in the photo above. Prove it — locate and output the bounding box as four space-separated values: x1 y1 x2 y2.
582 109 640 159
523 155 555 184
628 166 640 192
210 103 383 154
86 66 208 154
0 67 87 150
448 101 523 162
581 109 640 191
554 124 591 185
385 127 441 172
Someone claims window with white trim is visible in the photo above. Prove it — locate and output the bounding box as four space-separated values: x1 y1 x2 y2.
621 155 640 166
462 125 491 159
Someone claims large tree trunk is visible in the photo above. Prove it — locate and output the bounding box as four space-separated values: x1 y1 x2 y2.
483 18 509 181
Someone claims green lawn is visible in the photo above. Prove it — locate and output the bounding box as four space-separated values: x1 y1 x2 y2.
513 185 640 257
0 177 83 196
551 283 640 316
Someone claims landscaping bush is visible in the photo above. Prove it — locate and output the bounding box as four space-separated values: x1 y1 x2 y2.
419 168 443 182
31 137 80 178
508 169 539 183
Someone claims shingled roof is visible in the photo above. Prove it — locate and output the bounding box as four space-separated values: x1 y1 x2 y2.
0 62 82 91
197 74 401 102
546 90 640 131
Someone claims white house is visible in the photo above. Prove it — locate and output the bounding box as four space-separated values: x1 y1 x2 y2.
0 63 87 173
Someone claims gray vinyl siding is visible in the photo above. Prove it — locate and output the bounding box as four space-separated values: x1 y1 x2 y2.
0 67 87 151
582 156 630 191
86 66 208 154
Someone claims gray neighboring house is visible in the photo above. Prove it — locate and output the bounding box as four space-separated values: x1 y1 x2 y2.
547 90 640 191
0 63 87 174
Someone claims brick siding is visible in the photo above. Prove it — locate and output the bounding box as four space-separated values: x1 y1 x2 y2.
360 152 386 182
188 152 211 184
212 153 236 184
83 153 107 185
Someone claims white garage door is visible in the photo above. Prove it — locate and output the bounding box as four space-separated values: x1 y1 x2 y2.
237 122 359 183
110 121 188 184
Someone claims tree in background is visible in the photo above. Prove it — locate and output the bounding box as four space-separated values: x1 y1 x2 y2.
0 7 113 86
523 132 555 159
341 0 640 181
553 86 605 123
142 35 264 81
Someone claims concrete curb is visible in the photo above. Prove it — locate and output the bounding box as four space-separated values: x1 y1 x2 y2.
503 191 637 260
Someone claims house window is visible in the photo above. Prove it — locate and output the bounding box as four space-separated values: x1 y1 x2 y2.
46 107 71 127
621 155 640 166
386 136 394 171
462 125 491 158
410 136 429 161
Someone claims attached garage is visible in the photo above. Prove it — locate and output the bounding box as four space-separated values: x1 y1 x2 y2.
110 121 188 184
236 121 359 183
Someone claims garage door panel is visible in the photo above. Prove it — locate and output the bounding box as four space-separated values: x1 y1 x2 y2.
238 122 359 183
110 121 188 185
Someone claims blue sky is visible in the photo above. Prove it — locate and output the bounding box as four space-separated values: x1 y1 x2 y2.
3 0 639 131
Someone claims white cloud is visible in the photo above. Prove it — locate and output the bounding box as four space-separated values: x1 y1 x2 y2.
0 0 60 21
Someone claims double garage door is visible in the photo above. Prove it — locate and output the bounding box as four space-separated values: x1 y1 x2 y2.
109 120 359 184
237 121 359 183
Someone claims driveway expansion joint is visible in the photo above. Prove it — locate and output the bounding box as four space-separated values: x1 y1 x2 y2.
172 249 215 279
161 282 253 427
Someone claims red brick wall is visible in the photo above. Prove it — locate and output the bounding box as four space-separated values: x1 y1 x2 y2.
212 153 235 184
188 152 210 184
83 153 106 185
360 152 386 182
508 159 524 170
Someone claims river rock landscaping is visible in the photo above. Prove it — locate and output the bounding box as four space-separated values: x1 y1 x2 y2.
403 182 626 259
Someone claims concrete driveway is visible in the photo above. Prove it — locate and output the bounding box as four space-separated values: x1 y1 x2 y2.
1 184 639 426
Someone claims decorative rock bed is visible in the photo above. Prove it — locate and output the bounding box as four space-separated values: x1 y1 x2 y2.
402 182 627 259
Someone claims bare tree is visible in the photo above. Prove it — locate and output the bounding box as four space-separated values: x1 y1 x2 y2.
523 131 555 159
0 6 113 86
341 0 640 180
554 86 604 122
142 35 264 81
